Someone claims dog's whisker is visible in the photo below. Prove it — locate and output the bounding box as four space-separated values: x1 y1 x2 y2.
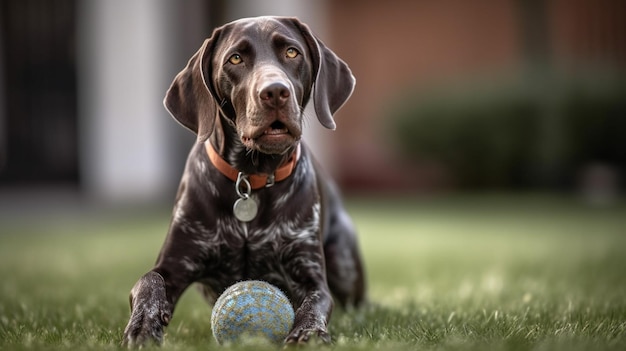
301 106 313 129
245 148 256 164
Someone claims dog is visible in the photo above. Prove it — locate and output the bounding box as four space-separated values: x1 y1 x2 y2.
122 16 366 347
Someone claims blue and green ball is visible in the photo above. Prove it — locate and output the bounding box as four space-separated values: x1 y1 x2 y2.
210 280 295 345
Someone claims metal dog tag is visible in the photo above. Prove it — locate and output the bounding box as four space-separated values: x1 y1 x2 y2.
233 197 258 222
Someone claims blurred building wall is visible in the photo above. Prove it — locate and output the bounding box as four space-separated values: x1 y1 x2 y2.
0 6 5 173
327 0 626 192
0 0 79 185
1 0 623 203
0 0 337 204
77 0 209 203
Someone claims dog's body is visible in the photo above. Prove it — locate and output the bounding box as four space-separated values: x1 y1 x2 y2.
122 16 365 347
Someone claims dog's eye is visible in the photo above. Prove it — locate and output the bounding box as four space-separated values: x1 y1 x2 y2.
286 48 299 59
228 54 243 65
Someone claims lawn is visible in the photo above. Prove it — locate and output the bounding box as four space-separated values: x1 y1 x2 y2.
0 194 625 350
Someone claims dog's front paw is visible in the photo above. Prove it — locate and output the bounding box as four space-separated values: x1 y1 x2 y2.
122 272 171 348
285 322 330 345
122 305 170 347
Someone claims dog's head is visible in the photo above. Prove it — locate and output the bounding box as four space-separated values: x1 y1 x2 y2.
164 16 355 156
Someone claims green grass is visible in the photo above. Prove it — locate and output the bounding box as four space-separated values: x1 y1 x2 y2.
1 194 625 350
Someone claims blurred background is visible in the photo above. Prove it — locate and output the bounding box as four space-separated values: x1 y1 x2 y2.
0 0 624 212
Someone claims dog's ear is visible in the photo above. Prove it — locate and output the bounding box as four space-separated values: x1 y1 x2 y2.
164 33 221 141
290 18 356 130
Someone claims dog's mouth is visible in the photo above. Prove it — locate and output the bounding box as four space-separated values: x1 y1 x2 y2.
263 121 289 136
241 120 300 154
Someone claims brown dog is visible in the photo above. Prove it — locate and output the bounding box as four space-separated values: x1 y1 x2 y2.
122 16 365 347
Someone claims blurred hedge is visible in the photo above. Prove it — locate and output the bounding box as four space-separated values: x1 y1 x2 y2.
390 70 626 189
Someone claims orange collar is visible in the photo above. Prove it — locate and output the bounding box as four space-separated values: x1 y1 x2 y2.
205 141 300 189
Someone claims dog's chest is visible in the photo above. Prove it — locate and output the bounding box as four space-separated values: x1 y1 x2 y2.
193 201 321 295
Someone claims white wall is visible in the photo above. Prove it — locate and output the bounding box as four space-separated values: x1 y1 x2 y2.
77 0 206 203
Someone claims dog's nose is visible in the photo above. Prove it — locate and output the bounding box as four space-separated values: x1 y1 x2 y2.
259 82 290 108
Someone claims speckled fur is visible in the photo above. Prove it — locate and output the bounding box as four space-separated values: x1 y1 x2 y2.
122 16 365 348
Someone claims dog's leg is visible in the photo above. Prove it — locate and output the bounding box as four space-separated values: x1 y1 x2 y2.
286 285 333 344
269 195 332 344
282 234 334 344
122 220 202 347
121 271 172 347
122 263 198 348
324 209 366 308
319 173 366 308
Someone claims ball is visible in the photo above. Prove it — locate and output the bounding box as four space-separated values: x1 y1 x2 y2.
210 280 295 345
